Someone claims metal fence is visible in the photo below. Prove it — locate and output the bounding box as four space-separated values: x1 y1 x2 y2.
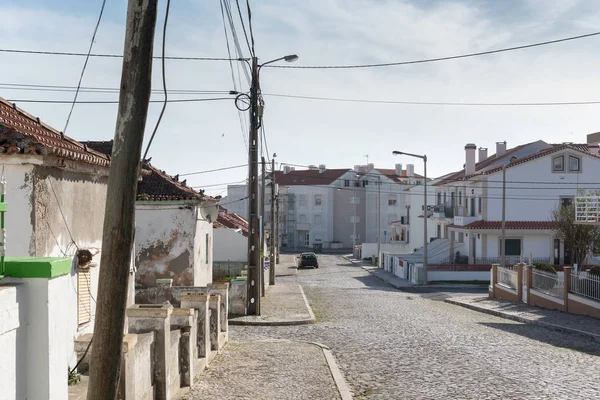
497 266 518 289
531 269 563 298
569 272 600 302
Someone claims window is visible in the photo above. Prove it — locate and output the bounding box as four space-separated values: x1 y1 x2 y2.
560 197 573 208
350 216 360 223
299 195 307 208
362 180 369 187
458 191 462 205
552 155 564 172
568 156 581 172
351 197 360 205
205 233 209 263
504 238 522 256
458 232 464 243
344 179 350 187
314 214 322 225
388 199 397 206
299 214 307 223
437 192 442 205
304 233 310 246
443 192 447 204
78 270 92 326
478 197 482 214
314 194 322 206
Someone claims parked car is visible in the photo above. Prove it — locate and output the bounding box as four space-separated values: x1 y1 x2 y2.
297 252 319 269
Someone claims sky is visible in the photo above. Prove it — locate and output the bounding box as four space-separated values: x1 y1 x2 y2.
1 0 600 195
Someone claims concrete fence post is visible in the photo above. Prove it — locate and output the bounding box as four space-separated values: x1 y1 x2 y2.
563 266 573 312
517 263 524 302
171 308 196 387
208 282 229 334
208 294 222 351
526 265 533 305
491 264 499 298
180 293 211 360
119 334 138 399
127 304 173 400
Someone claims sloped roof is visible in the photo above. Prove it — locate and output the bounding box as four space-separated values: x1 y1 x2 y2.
448 220 558 230
273 168 350 186
374 168 425 183
82 139 210 201
215 211 249 236
0 97 110 167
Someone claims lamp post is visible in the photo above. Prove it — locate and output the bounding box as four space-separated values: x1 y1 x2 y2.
393 150 428 284
353 175 358 253
246 54 298 315
500 156 517 269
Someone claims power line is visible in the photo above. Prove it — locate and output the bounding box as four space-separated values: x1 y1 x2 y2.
63 0 107 134
6 97 232 104
142 0 171 163
218 195 249 206
223 0 251 85
180 163 247 176
0 82 230 94
266 31 600 69
235 0 253 56
220 0 249 151
245 0 256 56
263 93 600 107
0 48 242 61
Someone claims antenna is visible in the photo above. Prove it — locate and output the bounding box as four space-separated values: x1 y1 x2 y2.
364 154 369 164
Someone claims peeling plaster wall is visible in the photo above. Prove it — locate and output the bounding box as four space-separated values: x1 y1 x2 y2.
135 204 198 287
3 161 36 256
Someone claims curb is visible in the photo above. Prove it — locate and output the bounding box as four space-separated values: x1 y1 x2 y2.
229 285 316 326
444 299 600 343
254 339 353 399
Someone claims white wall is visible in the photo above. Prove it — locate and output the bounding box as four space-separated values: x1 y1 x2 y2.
136 204 213 287
213 228 246 262
484 232 552 259
287 185 333 246
428 270 491 281
361 242 413 258
0 286 20 400
221 185 248 219
5 162 36 256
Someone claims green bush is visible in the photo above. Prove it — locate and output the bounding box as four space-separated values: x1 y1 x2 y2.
589 266 600 277
532 262 557 274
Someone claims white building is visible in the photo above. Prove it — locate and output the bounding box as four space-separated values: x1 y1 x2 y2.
431 140 600 266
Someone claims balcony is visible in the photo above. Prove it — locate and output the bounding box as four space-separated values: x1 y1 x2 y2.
453 215 480 226
433 204 454 219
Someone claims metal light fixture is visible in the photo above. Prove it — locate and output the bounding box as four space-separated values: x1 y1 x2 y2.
284 54 299 62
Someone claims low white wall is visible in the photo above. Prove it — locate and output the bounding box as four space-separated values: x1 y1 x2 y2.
428 270 491 281
0 286 20 399
362 242 412 258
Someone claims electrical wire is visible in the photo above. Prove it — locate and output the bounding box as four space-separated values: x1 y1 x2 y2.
142 0 171 163
218 195 250 206
6 97 232 104
235 0 253 56
266 31 600 69
0 82 230 94
180 163 247 176
63 0 107 134
263 93 600 107
245 0 256 55
0 48 241 61
224 0 251 84
220 0 249 151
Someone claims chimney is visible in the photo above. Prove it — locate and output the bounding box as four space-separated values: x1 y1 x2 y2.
465 143 477 176
395 163 403 176
283 165 291 174
478 147 488 162
496 141 507 157
308 165 318 171
587 143 600 156
318 164 326 173
406 164 414 178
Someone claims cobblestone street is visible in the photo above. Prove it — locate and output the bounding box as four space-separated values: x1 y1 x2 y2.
230 255 600 399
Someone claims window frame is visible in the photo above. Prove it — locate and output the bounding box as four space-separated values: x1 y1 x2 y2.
314 194 322 206
502 238 522 257
552 155 565 172
568 155 581 172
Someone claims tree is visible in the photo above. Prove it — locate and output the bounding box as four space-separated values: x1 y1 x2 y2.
552 192 600 269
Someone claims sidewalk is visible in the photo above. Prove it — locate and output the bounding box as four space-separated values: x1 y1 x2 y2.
343 254 414 289
229 254 315 325
446 295 600 343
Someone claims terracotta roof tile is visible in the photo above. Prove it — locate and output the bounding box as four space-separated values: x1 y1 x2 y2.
0 97 109 167
215 211 249 236
448 220 558 230
374 168 425 184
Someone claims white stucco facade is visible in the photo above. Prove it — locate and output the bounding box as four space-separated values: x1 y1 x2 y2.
213 228 247 262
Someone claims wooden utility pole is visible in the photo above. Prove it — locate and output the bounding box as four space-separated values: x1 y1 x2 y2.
246 56 260 315
260 156 266 297
275 195 280 264
269 158 276 284
87 1 158 399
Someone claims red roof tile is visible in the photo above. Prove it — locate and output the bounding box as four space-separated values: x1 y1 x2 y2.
273 169 350 186
374 168 425 184
215 211 249 236
448 220 558 230
0 97 110 167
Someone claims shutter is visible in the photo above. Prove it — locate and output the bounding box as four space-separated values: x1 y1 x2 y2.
78 270 92 326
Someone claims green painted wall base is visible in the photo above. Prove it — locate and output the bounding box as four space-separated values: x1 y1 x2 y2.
4 257 72 278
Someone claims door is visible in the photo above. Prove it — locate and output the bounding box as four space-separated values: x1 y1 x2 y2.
553 239 560 265
471 236 477 260
564 244 572 265
470 197 476 217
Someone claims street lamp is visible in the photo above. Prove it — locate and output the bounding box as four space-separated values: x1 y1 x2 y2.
393 150 428 284
500 156 518 269
245 54 298 315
